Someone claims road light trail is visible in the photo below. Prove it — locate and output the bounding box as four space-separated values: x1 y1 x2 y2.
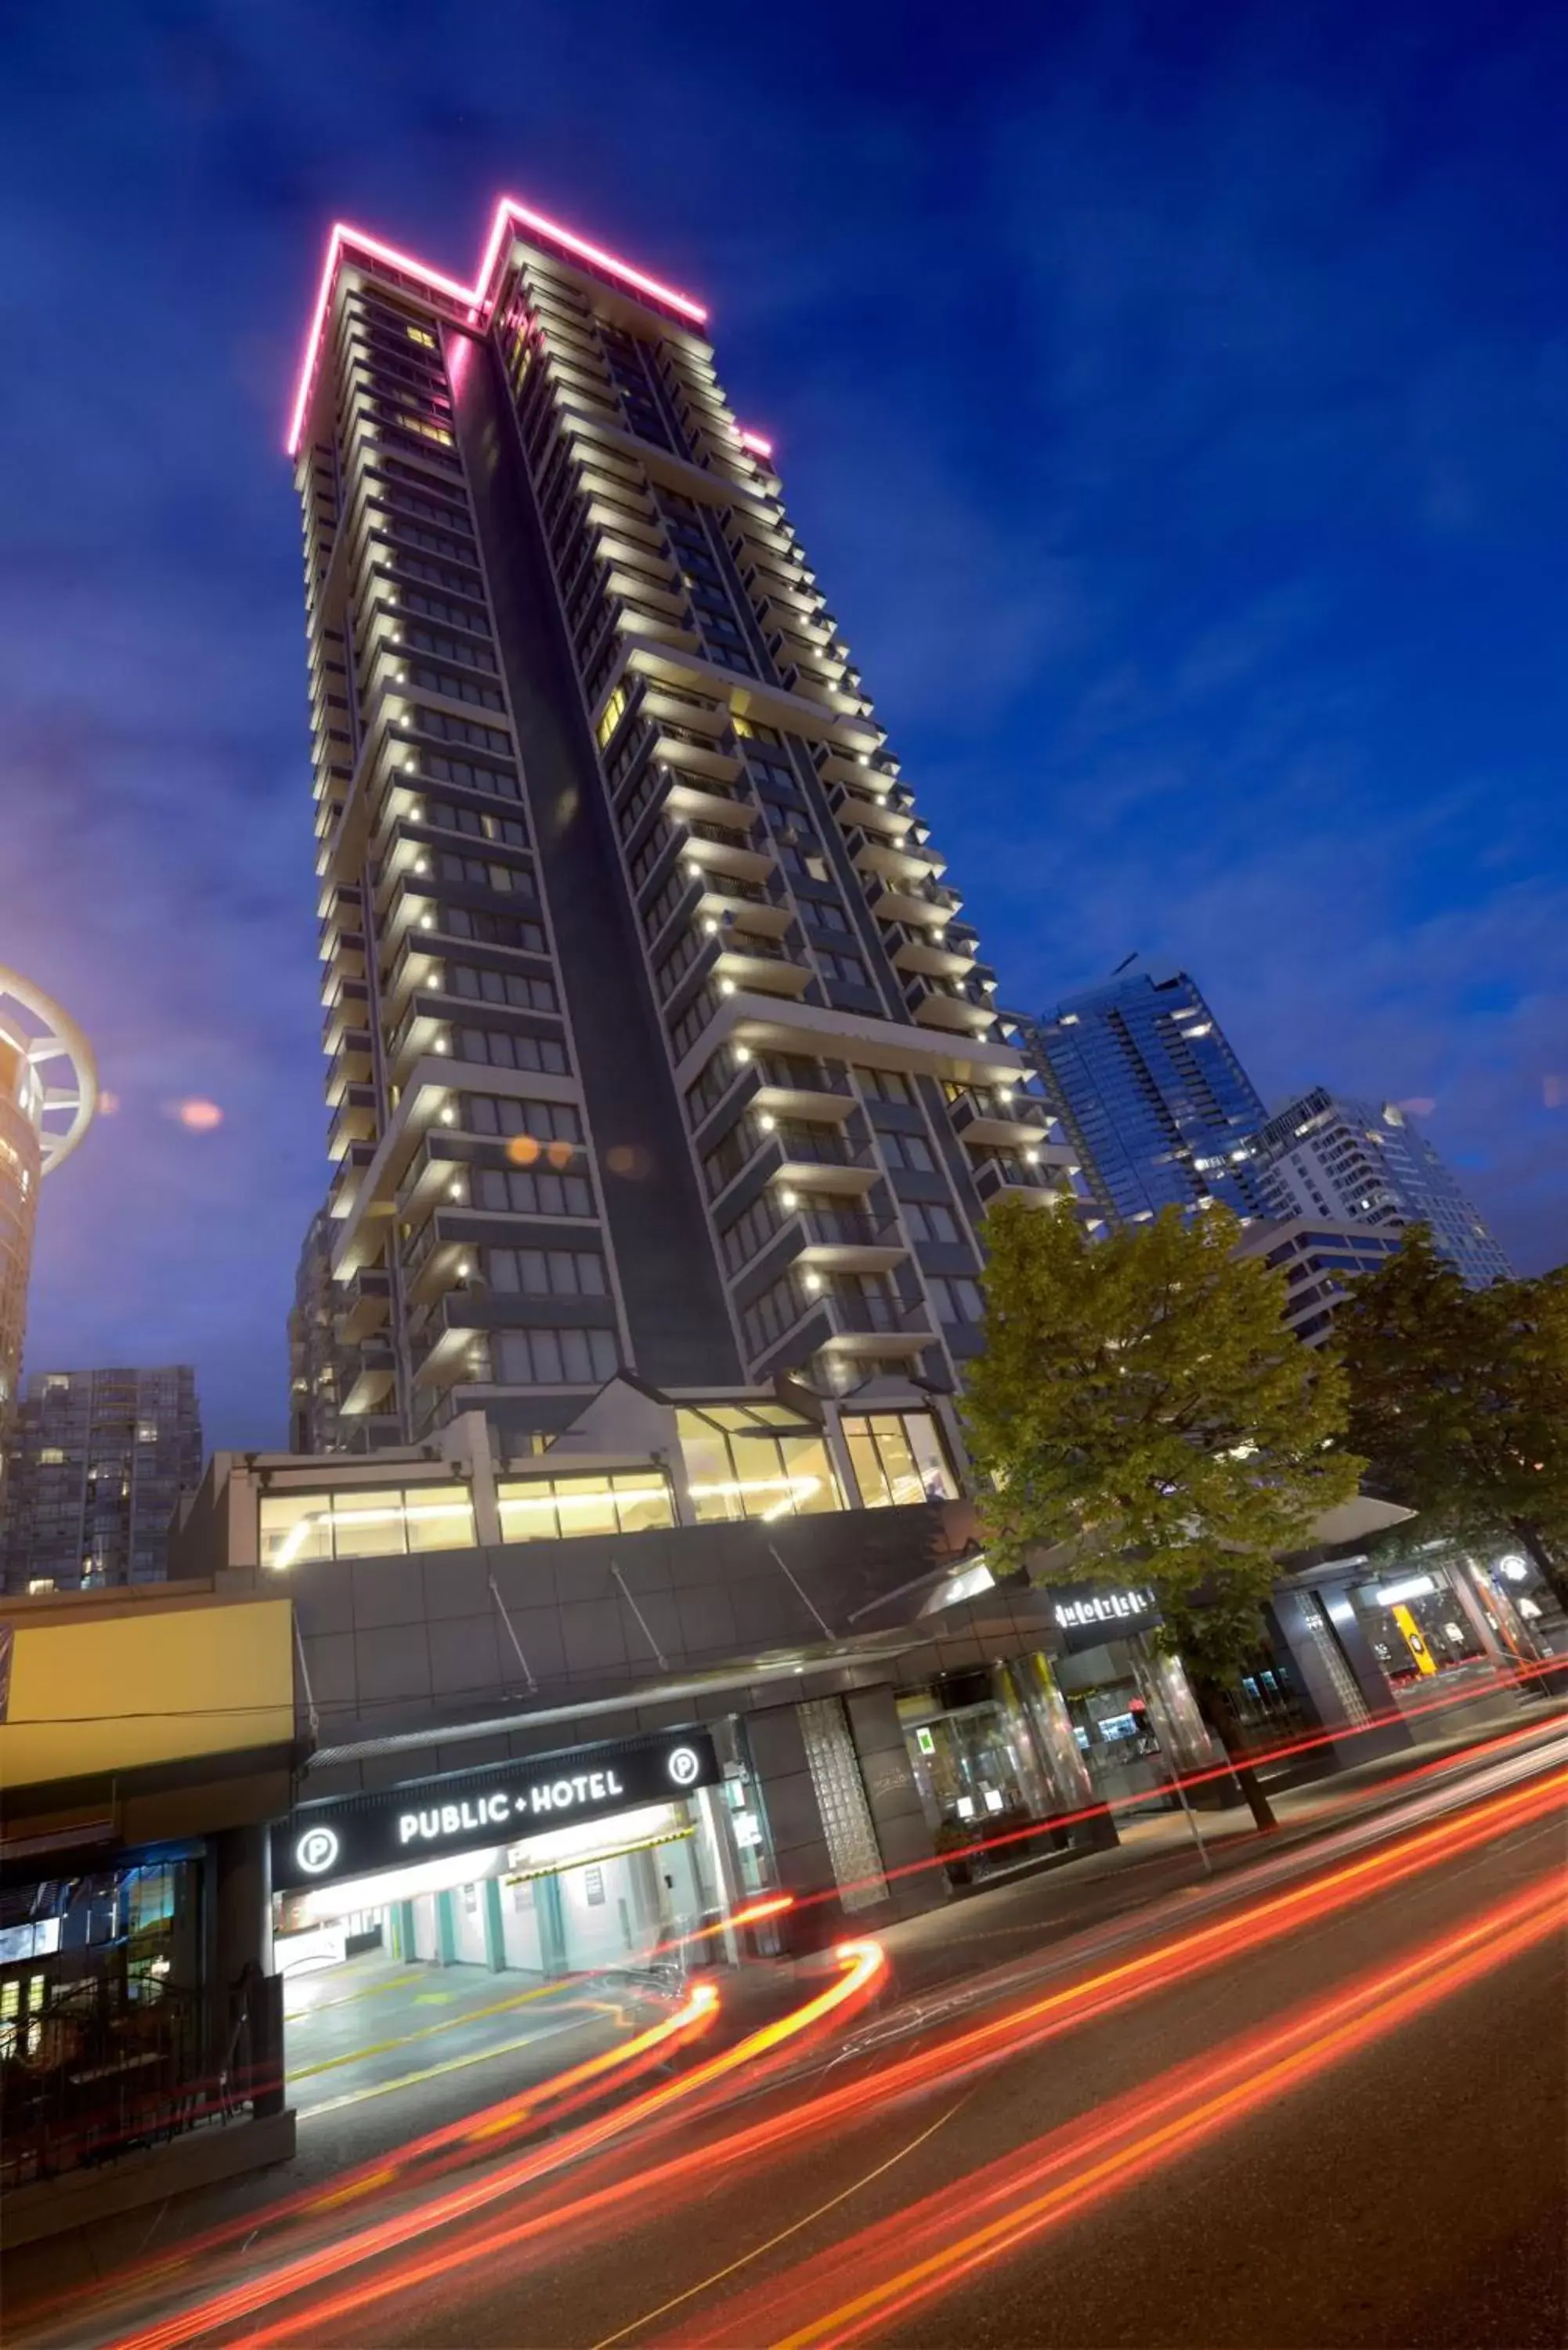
104 1941 887 2350
704 1866 1568 2348
207 1765 1566 2350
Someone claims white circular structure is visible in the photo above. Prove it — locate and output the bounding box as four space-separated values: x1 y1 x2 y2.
0 964 97 1419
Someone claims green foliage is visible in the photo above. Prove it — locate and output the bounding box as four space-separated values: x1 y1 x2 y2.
962 1198 1363 1672
1333 1227 1568 1601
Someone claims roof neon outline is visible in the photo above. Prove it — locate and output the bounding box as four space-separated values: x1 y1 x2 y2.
286 198 708 457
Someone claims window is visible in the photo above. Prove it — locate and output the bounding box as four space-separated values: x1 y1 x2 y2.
818 949 867 987
880 1130 934 1172
259 1480 476 1570
861 1068 912 1105
928 1275 985 1324
493 1326 619 1386
497 1471 674 1542
676 1408 844 1522
455 1026 568 1076
596 683 630 748
461 1095 580 1143
904 1201 959 1244
843 1413 958 1509
38 1447 65 1465
475 1164 595 1217
487 1247 607 1296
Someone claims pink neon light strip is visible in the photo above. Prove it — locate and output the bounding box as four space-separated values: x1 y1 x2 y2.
286 198 708 455
738 428 774 458
471 193 707 327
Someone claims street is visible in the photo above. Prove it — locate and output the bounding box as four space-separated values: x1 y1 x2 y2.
12 1728 1566 2349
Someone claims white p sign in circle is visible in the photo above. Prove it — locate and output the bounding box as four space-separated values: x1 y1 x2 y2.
666 1745 701 1789
295 1824 341 1877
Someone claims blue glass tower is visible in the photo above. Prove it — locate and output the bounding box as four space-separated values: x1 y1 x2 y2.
1006 970 1270 1225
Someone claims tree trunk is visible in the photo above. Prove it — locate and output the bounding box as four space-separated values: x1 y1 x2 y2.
1194 1679 1277 1832
1510 1521 1568 1618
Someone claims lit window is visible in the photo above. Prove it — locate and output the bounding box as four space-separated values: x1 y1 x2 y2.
677 1408 844 1523
843 1412 958 1510
595 684 629 749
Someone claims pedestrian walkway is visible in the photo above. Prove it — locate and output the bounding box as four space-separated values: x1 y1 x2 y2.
870 1690 1568 2003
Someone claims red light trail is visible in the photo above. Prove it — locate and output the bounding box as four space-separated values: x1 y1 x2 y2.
107 1764 1565 2350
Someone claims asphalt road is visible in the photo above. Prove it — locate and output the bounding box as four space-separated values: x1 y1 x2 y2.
354 1790 1568 2350
16 1742 1566 2349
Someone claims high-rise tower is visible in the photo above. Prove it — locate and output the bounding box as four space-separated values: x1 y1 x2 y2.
1245 1088 1513 1289
0 964 96 1440
1008 968 1268 1227
288 201 1072 1452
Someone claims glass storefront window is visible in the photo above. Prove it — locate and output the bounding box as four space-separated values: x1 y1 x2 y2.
843 1412 957 1508
677 1409 844 1523
260 1481 477 1569
899 1684 1051 1876
495 1472 675 1542
1349 1565 1489 1686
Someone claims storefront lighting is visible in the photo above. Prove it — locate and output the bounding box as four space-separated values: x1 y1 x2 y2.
269 1497 475 1573
1372 1573 1436 1607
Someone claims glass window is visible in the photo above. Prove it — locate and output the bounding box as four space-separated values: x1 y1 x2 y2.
259 1491 334 1571
779 1433 842 1515
401 1484 478 1552
329 1487 408 1559
549 1476 620 1538
843 1412 958 1509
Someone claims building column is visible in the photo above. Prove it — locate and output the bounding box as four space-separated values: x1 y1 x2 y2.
210 1823 280 2109
535 1872 568 1976
435 1889 457 1966
482 1877 507 1972
843 1684 944 1914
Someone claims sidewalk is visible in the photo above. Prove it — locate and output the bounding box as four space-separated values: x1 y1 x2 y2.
869 1690 1568 2005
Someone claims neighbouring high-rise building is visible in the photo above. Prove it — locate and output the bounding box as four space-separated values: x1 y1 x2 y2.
1006 969 1269 1227
1231 1217 1407 1344
0 1365 204 1593
0 964 96 1454
287 1204 342 1454
287 197 1075 1453
1245 1089 1513 1289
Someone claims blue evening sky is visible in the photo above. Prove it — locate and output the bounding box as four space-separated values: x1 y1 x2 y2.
2 0 1563 1448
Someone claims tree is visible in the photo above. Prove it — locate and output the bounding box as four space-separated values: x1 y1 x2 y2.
1333 1227 1568 1612
963 1198 1363 1828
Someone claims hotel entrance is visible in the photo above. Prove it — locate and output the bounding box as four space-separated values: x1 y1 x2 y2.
269 1731 737 2110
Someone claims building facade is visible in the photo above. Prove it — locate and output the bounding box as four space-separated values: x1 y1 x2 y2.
0 965 96 1452
1233 1217 1407 1345
1245 1088 1513 1289
1006 970 1268 1227
287 1206 342 1454
0 1365 204 1594
288 200 1073 1456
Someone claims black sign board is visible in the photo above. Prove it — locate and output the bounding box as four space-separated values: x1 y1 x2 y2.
273 1728 721 1892
1042 1581 1162 1654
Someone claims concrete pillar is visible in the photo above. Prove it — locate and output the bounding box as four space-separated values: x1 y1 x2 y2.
535 1872 568 1976
482 1877 507 1972
210 1823 277 2103
843 1684 944 1915
435 1889 457 1966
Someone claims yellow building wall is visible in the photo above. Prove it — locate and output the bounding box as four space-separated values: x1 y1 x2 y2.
0 1598 294 1788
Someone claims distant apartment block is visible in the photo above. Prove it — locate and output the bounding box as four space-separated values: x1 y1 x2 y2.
1233 1217 1406 1345
0 1365 204 1593
1245 1090 1512 1290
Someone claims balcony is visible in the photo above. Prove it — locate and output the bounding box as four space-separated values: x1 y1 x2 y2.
650 729 743 787
678 816 773 885
817 1293 935 1358
322 978 370 1057
886 922 976 980
663 775 757 834
325 1025 373 1099
695 876 793 938
973 1156 1068 1210
793 1208 908 1274
948 1090 1065 1152
715 935 811 998
327 1138 377 1222
333 1264 391 1345
826 779 913 840
327 1084 378 1162
770 1132 880 1197
341 1336 396 1418
641 687 728 737
846 827 945 887
904 974 997 1035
